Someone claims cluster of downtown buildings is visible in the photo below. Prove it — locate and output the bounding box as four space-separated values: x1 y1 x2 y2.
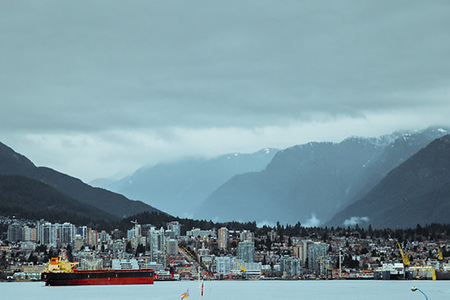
2 216 449 281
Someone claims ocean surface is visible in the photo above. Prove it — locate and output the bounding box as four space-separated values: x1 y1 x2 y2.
2 280 449 300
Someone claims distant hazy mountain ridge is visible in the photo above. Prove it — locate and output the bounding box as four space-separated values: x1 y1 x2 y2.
98 148 278 217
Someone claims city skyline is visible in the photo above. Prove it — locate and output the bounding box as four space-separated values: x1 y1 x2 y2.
3 214 449 281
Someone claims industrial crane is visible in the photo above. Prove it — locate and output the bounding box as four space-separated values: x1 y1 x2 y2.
437 247 444 261
236 258 247 278
397 241 410 266
319 256 333 279
179 246 212 279
437 247 444 271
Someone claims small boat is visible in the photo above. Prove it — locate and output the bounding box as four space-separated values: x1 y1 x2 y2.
41 256 154 286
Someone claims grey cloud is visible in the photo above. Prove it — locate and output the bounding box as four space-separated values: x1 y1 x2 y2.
343 216 370 227
1 1 450 180
2 1 450 131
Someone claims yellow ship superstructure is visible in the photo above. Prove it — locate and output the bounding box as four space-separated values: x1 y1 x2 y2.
43 256 79 273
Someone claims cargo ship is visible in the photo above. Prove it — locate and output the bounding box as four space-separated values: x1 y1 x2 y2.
41 256 154 286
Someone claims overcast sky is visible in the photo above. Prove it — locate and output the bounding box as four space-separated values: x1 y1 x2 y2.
1 1 450 182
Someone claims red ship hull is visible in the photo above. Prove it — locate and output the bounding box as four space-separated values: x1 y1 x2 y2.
42 269 154 286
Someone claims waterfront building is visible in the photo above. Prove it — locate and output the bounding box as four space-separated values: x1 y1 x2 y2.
54 223 63 245
149 227 166 262
166 239 178 255
111 258 140 270
22 225 35 242
77 226 88 241
40 222 57 246
74 234 84 251
198 246 210 257
132 236 147 250
98 230 109 243
127 228 137 240
7 222 22 243
280 256 302 277
135 224 142 237
240 230 255 242
308 242 328 275
187 228 216 239
218 227 229 250
127 221 141 239
238 240 255 263
297 240 311 264
111 240 125 259
167 221 181 238
76 249 103 270
87 229 98 248
226 258 262 276
128 223 142 240
215 256 233 274
61 222 76 246
239 262 262 276
35 220 43 243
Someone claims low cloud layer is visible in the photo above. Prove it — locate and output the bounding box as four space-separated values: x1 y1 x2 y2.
302 214 321 228
343 216 370 227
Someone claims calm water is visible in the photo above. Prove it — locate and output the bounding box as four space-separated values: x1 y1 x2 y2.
2 280 449 300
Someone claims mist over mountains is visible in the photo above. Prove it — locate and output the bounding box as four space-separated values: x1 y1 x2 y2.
1 127 450 229
94 127 449 228
193 128 449 225
96 149 278 217
327 134 450 228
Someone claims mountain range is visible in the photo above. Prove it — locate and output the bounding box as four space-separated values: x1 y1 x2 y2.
0 141 162 221
96 149 278 217
92 127 450 228
327 134 450 228
0 174 117 224
1 127 450 229
192 128 449 226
